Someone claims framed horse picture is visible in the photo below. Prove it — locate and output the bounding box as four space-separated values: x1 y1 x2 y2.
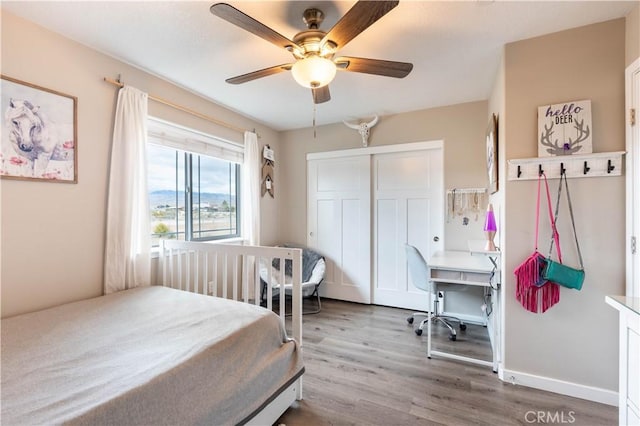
1 75 77 183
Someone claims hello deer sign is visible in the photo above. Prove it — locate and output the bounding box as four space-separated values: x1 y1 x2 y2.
537 100 592 157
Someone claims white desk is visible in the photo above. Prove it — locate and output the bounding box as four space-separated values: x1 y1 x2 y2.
427 250 500 372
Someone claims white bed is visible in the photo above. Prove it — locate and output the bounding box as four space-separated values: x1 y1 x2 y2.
1 241 304 425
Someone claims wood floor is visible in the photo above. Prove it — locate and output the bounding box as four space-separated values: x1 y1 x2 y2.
277 298 616 426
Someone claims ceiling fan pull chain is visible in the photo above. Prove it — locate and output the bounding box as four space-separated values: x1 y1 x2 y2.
313 103 317 139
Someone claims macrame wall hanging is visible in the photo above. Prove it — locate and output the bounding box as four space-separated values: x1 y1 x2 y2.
446 188 488 224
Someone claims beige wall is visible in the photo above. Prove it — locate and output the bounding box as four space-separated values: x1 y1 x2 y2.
278 101 489 251
626 2 640 66
503 19 626 391
0 12 281 318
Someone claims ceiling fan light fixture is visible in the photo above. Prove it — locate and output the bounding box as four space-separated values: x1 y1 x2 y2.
291 55 336 89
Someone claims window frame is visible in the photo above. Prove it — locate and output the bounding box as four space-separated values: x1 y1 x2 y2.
187 151 241 242
147 117 242 245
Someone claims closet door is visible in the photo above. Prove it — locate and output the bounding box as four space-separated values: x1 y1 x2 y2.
372 149 444 310
627 58 640 298
307 156 371 303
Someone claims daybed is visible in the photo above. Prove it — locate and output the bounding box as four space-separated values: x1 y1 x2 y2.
1 241 304 426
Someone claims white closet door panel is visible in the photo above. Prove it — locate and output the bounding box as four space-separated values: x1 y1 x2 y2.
376 155 430 191
341 199 364 286
374 196 431 308
376 199 399 291
407 198 430 294
316 199 337 284
373 149 443 310
317 161 362 192
308 156 371 303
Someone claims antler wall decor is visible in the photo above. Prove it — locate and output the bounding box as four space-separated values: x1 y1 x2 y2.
540 120 590 156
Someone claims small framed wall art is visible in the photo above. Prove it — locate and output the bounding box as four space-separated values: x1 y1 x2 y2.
1 75 78 183
486 113 498 194
537 99 592 157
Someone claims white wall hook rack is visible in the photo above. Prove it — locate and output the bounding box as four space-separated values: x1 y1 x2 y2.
507 151 625 180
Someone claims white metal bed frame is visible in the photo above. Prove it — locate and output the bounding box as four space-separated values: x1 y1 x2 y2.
158 240 303 424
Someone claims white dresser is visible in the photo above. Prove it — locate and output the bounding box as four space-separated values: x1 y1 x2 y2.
606 296 640 426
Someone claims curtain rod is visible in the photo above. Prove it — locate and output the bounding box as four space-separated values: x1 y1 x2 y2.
103 77 250 136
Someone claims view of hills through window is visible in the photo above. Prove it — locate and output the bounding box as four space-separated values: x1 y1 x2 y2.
148 143 239 246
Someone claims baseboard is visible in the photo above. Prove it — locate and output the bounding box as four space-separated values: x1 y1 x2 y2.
500 368 618 407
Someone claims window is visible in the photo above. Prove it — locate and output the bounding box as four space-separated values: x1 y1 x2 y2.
147 118 242 247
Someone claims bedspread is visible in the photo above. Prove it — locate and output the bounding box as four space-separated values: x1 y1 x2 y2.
1 286 304 425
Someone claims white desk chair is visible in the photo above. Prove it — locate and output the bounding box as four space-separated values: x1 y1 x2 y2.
405 244 467 341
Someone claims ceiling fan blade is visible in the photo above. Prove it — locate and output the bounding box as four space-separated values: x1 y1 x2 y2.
335 56 413 78
312 86 331 104
226 64 293 85
210 3 298 52
320 1 399 50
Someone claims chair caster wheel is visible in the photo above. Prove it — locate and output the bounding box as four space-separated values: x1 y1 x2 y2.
449 334 457 341
415 328 423 336
407 317 414 324
460 323 467 331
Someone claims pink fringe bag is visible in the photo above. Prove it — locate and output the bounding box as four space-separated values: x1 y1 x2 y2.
514 173 560 313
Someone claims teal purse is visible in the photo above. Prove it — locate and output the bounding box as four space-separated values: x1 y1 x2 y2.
542 172 585 291
543 259 585 290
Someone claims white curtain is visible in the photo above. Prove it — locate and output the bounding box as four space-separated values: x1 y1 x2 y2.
104 86 150 294
242 131 260 246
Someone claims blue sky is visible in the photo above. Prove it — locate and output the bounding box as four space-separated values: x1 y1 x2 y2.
147 144 237 194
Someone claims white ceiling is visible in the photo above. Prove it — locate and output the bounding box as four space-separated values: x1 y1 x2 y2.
2 1 636 131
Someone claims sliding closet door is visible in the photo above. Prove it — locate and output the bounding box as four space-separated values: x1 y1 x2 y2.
307 156 371 303
372 149 444 310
